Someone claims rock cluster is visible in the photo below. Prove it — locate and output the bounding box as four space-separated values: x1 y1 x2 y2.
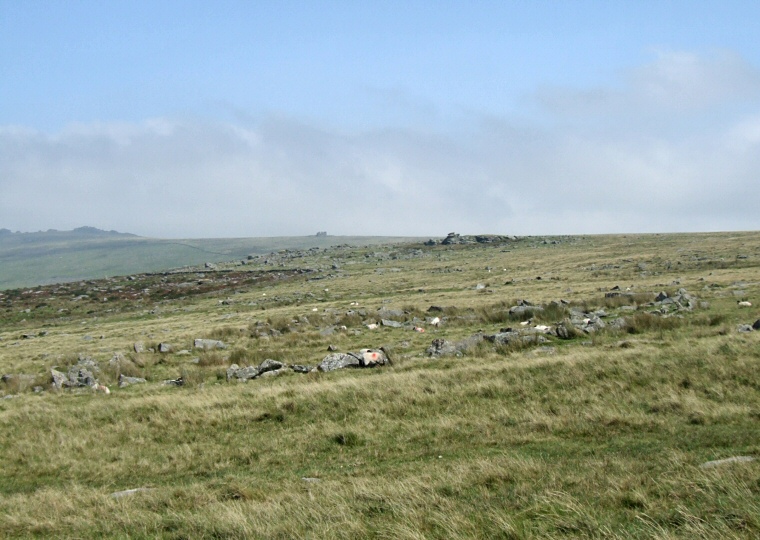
226 348 390 380
227 359 290 381
51 356 102 391
652 288 697 312
431 232 517 245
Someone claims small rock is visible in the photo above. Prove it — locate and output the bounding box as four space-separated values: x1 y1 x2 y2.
737 324 754 333
194 339 226 350
51 369 67 391
158 343 173 353
234 366 260 380
258 359 285 374
291 365 312 374
119 374 147 388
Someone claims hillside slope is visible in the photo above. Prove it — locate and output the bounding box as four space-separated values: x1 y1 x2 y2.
0 227 422 289
0 232 758 538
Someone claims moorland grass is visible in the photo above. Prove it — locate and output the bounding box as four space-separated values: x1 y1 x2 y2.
0 232 759 538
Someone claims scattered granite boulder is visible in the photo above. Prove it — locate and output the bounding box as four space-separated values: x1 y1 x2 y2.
316 349 389 372
426 334 483 357
381 319 403 328
51 369 67 391
737 324 754 333
227 359 297 381
290 364 313 373
158 343 173 353
555 321 576 340
509 304 543 318
109 353 126 369
194 339 226 350
118 374 147 388
607 317 628 331
52 357 103 390
258 359 285 375
231 365 260 381
426 339 457 357
484 331 520 346
569 310 607 333
318 353 362 372
377 308 404 319
134 342 146 353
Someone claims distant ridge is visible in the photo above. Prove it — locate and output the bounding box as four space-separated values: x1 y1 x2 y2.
0 226 138 238
71 226 137 237
0 229 423 290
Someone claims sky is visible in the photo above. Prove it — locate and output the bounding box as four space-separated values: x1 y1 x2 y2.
2 1 760 238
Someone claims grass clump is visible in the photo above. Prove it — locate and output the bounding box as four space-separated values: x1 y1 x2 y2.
625 312 683 334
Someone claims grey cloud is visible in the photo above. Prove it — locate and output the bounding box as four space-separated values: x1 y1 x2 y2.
2 51 760 237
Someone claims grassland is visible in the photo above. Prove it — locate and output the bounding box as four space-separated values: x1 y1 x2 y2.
0 228 422 289
0 232 759 538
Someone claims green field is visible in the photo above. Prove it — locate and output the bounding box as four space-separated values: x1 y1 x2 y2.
0 232 758 538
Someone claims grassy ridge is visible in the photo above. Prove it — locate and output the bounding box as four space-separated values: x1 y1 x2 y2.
0 232 759 538
0 229 422 289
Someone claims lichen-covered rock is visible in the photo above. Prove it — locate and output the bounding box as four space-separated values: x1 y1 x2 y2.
426 339 457 357
226 364 240 381
318 353 361 372
51 369 67 391
258 359 285 374
508 305 543 317
290 364 313 373
426 335 483 357
484 331 520 346
194 339 226 350
118 374 147 388
234 366 260 380
555 322 575 340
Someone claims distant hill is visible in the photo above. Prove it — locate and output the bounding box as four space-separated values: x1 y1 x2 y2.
0 228 423 290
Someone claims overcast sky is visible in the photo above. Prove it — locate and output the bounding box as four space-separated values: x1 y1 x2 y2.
2 1 760 238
